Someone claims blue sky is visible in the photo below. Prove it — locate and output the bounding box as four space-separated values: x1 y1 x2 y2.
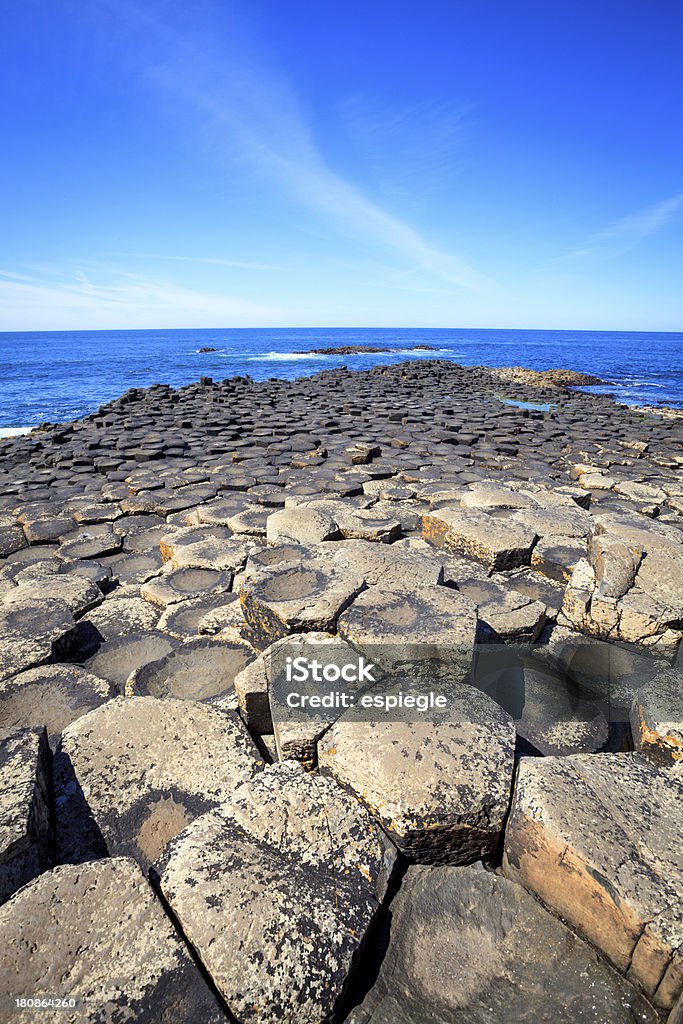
1 0 681 331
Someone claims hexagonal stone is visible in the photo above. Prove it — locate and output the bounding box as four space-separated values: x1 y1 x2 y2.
240 557 365 648
54 696 263 869
266 507 339 546
0 591 77 681
631 666 683 765
226 506 270 536
141 565 232 607
423 506 538 571
348 863 659 1024
21 514 75 544
57 528 123 560
503 753 683 1013
12 572 103 618
0 857 228 1023
330 538 444 589
157 761 397 1024
126 637 255 703
474 657 609 756
319 684 515 864
84 593 160 640
0 728 52 904
337 584 477 683
160 528 250 572
157 592 241 639
84 630 179 690
0 665 116 749
303 500 401 542
0 525 26 558
455 577 547 643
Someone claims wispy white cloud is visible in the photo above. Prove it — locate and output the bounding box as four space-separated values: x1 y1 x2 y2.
114 1 493 295
565 191 683 260
0 266 285 330
118 252 288 272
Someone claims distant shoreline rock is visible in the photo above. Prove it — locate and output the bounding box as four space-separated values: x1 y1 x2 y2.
491 366 604 388
294 344 439 355
197 347 217 353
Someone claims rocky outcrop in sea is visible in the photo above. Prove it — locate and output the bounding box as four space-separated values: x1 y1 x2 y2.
0 359 681 1023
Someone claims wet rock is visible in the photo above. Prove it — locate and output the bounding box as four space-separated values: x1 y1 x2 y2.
347 862 658 1024
55 696 263 869
423 506 538 571
319 685 515 863
126 636 255 702
631 667 683 765
0 728 52 904
503 752 683 1012
240 556 365 647
0 857 228 1023
157 761 396 1024
0 665 116 749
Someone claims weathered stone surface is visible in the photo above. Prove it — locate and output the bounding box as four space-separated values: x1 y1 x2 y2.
126 636 255 702
0 857 228 1022
0 665 116 749
0 591 77 681
563 518 683 651
158 761 396 1024
456 576 547 643
474 658 609 755
161 528 251 571
423 506 538 571
141 565 231 607
319 685 515 863
337 584 477 683
83 593 160 640
84 630 179 690
331 538 444 589
56 528 123 560
11 573 103 618
266 507 340 546
240 557 365 647
0 728 52 904
298 499 401 542
347 863 659 1024
631 667 683 765
503 753 683 1011
55 696 263 868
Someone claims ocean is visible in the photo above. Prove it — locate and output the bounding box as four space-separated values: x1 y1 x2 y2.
1 327 682 433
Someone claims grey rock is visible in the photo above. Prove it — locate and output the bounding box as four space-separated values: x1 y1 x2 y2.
346 863 659 1024
0 728 52 904
55 696 263 869
0 857 228 1022
158 761 396 1024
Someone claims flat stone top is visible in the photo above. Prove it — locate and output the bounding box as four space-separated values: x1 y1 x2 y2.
348 862 659 1024
0 856 227 1024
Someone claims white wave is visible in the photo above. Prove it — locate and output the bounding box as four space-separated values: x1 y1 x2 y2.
245 351 331 361
0 426 31 438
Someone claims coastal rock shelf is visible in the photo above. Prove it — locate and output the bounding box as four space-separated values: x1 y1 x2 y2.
0 358 682 1022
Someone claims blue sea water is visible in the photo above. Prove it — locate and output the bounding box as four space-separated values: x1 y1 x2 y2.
0 327 682 431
